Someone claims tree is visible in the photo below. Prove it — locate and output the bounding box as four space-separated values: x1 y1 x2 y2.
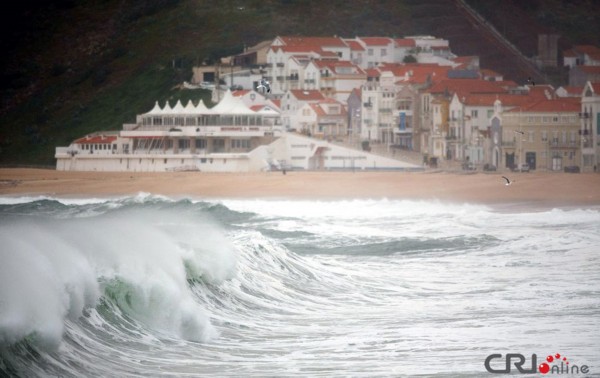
403 55 417 63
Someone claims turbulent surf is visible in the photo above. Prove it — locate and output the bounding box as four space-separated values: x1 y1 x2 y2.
1 195 599 376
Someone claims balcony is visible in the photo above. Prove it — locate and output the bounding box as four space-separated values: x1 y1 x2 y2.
380 108 393 113
276 76 284 81
549 141 578 149
276 63 284 67
304 79 315 84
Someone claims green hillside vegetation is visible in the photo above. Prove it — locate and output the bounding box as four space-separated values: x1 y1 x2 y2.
1 0 598 165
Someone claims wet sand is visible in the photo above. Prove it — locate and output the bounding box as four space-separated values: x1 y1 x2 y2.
1 168 599 209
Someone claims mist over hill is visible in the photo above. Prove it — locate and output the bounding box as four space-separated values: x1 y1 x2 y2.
1 0 598 165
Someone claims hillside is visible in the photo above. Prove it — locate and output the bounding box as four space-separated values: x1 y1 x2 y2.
1 0 598 165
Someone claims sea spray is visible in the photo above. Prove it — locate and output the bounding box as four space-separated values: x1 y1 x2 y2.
0 207 238 349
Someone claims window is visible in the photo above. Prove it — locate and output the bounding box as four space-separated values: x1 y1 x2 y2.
178 139 190 150
542 131 548 141
528 131 534 142
231 139 250 149
368 48 374 56
471 110 478 118
381 48 387 56
195 139 206 149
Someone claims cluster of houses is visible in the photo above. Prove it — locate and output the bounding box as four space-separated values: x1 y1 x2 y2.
56 36 600 173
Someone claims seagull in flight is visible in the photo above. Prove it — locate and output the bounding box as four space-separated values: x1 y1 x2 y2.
513 130 525 135
502 176 513 186
256 78 271 94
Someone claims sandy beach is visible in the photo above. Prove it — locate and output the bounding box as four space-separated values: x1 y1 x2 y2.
1 168 599 209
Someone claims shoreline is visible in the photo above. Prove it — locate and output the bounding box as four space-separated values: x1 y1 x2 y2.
1 168 600 210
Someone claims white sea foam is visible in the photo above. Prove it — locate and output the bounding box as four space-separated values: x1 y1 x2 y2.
1 196 598 376
0 208 237 350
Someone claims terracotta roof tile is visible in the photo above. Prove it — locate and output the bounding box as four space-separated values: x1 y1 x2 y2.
427 79 508 96
580 66 600 74
309 103 326 116
574 45 600 55
290 89 326 101
561 86 584 95
359 37 393 46
344 40 365 51
394 39 416 47
462 93 536 107
507 98 581 113
589 82 600 94
365 68 381 77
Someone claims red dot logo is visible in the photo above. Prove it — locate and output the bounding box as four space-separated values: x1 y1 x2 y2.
540 352 569 373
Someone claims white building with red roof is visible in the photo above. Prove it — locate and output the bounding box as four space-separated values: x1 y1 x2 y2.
304 59 366 102
263 35 455 97
280 89 326 131
296 98 347 138
232 89 281 113
355 37 395 68
344 39 366 66
394 39 417 62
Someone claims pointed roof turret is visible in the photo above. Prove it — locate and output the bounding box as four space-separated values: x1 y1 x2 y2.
184 100 196 112
211 90 256 114
162 101 173 114
145 101 163 115
195 99 211 114
172 99 185 114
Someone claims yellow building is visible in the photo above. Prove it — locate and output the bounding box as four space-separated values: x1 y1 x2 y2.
501 98 581 171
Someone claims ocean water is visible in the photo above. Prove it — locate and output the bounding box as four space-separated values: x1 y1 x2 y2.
0 194 599 377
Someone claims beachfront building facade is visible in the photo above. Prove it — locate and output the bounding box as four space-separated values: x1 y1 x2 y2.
268 133 420 171
56 91 281 172
500 98 582 171
581 81 600 172
56 90 420 172
296 98 348 139
280 89 326 131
